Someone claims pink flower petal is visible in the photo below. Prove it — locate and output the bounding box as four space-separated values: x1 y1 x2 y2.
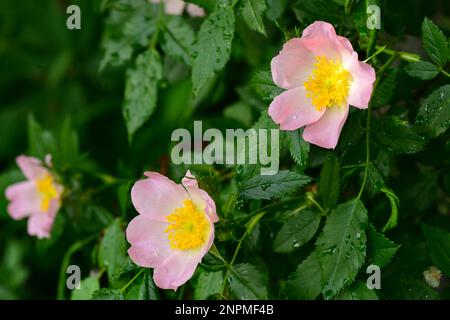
186 4 205 17
182 171 219 223
303 105 349 149
164 0 185 15
131 172 188 221
345 52 376 109
5 181 41 220
301 21 352 61
269 87 326 131
126 215 172 268
27 213 54 239
153 250 203 290
16 155 47 180
181 170 197 188
271 38 316 90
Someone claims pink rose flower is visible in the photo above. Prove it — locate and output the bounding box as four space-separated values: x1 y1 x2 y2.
5 155 63 239
150 0 205 17
269 21 376 149
126 170 218 290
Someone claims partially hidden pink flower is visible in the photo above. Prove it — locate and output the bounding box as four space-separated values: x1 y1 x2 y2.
5 155 63 239
150 0 205 17
269 21 376 149
126 170 218 290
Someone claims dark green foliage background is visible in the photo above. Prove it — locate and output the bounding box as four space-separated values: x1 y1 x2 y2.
0 0 449 300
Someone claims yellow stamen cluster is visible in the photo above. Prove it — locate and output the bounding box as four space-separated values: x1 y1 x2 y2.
304 56 352 110
165 199 209 250
35 174 58 212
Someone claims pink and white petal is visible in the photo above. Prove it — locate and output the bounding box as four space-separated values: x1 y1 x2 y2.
269 87 326 131
46 197 61 218
27 213 54 239
186 4 205 17
126 215 172 268
164 0 185 15
181 170 198 188
5 181 41 220
303 105 349 149
345 53 376 109
131 172 188 221
153 250 203 290
16 155 47 180
185 186 219 223
301 21 352 61
271 38 316 90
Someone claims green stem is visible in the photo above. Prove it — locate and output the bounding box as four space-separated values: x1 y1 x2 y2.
220 212 266 298
306 192 326 215
150 4 164 49
120 268 146 293
57 235 97 300
376 45 421 62
357 54 397 199
440 68 450 78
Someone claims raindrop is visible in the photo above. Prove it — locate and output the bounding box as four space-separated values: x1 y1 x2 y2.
292 240 300 248
292 115 298 120
356 232 361 239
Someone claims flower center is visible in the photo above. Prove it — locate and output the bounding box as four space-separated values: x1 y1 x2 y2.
304 56 352 110
165 199 210 250
35 174 58 212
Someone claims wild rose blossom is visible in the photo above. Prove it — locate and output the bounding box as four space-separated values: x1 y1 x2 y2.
126 171 218 290
150 0 205 17
269 21 376 149
5 155 63 239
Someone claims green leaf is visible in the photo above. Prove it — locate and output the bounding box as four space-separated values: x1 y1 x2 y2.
287 130 310 172
422 17 449 66
384 274 439 300
161 16 195 65
240 170 311 200
123 49 162 138
91 288 124 300
415 85 450 138
194 270 223 299
422 224 450 277
380 187 399 232
316 198 369 298
373 116 425 154
336 281 378 300
250 70 283 101
405 61 439 80
274 210 321 253
192 6 235 95
228 263 268 299
98 219 127 286
284 250 322 300
27 115 56 159
137 270 160 300
367 225 400 268
265 0 287 21
318 156 340 208
365 164 384 196
240 0 267 35
70 276 100 300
